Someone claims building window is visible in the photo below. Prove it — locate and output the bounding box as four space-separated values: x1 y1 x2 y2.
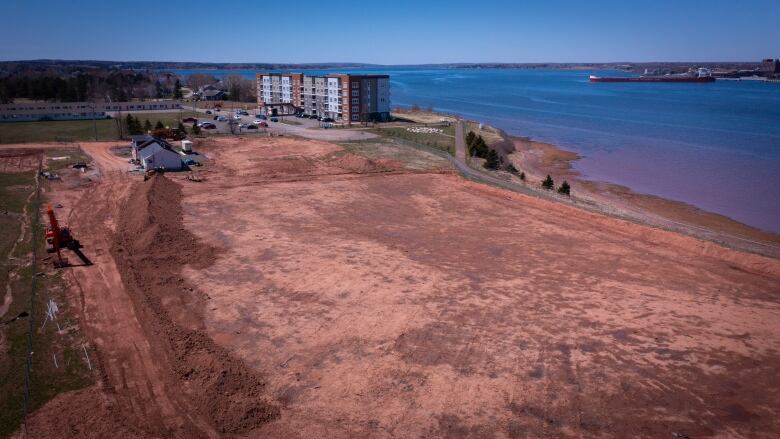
352 98 359 105
352 114 359 121
352 82 359 88
352 107 358 113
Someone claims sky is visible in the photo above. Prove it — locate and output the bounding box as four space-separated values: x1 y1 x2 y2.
1 0 778 64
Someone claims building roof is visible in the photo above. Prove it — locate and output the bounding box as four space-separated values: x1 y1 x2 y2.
201 89 226 97
136 136 174 151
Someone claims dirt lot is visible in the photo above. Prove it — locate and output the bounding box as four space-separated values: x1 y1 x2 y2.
12 137 780 438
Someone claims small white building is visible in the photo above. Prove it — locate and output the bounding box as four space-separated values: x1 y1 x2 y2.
131 136 183 171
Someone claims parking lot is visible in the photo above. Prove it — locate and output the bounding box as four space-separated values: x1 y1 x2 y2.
185 106 378 142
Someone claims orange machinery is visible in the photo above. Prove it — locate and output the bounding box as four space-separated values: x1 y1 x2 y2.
45 205 92 267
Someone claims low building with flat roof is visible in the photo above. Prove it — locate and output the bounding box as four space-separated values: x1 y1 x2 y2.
0 100 182 122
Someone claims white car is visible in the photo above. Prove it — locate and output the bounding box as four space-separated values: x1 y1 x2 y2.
253 119 264 125
233 115 241 120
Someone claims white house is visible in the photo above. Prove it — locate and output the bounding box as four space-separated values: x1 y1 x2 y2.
132 137 183 171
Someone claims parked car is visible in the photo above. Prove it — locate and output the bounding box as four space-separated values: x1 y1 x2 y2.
217 116 228 122
319 117 334 123
205 110 212 114
259 122 268 127
246 124 259 130
182 117 198 123
239 123 248 129
270 117 279 122
238 111 249 116
295 113 305 118
255 115 267 120
308 115 319 119
233 115 242 120
201 123 217 129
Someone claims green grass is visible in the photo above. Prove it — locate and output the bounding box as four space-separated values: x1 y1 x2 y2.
338 137 451 171
0 112 199 144
370 125 456 155
0 171 94 438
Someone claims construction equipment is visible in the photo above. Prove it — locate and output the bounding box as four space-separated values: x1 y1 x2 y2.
44 205 92 267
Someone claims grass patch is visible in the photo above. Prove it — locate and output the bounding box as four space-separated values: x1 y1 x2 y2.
338 137 451 171
0 171 94 438
0 112 199 144
43 148 92 172
370 125 456 155
278 118 302 126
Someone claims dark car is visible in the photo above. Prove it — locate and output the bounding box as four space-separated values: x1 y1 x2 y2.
205 110 212 114
201 123 217 130
296 113 305 118
182 117 197 123
270 117 279 122
319 117 334 123
259 122 268 127
213 115 219 120
308 114 319 119
255 115 267 120
246 124 259 130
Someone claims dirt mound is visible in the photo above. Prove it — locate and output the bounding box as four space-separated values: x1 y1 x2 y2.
112 174 279 435
16 387 147 439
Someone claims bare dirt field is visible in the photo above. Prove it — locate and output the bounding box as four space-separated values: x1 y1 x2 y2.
10 136 780 438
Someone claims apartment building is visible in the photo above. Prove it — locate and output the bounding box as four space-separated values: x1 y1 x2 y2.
0 100 182 122
256 72 390 122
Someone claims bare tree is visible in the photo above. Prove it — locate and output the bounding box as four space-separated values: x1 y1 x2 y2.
187 73 218 91
223 74 255 102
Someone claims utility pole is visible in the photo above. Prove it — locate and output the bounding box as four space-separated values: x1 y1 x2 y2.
91 102 98 141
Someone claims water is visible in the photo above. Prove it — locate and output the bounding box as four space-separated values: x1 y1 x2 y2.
170 67 780 234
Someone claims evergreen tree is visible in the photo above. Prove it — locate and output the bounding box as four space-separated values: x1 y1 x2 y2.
192 123 201 135
155 120 165 130
174 79 183 100
177 122 187 134
144 119 152 132
542 175 554 190
558 181 571 196
484 149 500 169
125 114 135 134
520 172 526 181
465 131 476 148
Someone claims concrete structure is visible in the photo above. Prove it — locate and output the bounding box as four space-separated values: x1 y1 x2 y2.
256 73 390 123
0 100 182 122
130 135 183 171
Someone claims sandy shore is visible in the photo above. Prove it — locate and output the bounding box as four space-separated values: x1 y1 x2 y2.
505 134 780 257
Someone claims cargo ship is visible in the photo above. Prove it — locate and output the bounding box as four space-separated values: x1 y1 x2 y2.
590 68 716 83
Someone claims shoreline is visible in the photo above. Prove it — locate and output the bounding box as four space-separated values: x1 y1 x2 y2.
505 133 780 257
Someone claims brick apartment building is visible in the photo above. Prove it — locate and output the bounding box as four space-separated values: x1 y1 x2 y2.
256 73 390 122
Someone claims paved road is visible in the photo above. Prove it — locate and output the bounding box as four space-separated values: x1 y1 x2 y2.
455 120 466 162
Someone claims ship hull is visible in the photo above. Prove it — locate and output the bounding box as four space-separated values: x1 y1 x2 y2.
589 75 716 83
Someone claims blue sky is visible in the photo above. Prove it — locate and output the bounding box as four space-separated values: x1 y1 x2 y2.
1 0 778 63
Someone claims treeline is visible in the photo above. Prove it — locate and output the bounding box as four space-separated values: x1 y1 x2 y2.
0 69 181 104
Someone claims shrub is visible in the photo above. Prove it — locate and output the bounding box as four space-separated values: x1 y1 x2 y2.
507 163 518 174
465 131 476 148
520 172 526 181
484 149 500 169
542 175 554 190
558 181 571 196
